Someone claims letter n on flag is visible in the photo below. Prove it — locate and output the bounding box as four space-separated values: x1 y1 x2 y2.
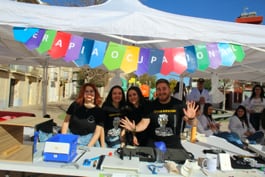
147 49 164 75
172 47 187 74
103 42 126 71
48 31 71 59
160 48 174 75
206 43 222 69
120 45 140 73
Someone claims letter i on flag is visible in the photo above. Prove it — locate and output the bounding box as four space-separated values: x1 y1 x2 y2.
73 39 94 67
184 46 197 73
120 45 140 73
64 35 83 62
103 42 126 71
36 29 57 54
48 31 71 59
25 29 45 50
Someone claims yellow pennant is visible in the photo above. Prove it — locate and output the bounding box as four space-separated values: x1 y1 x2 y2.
120 45 140 73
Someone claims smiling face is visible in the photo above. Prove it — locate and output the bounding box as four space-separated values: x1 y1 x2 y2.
156 82 171 104
128 89 139 107
84 85 95 103
111 87 123 105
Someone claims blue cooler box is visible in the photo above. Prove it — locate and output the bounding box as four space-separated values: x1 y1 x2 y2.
43 134 78 163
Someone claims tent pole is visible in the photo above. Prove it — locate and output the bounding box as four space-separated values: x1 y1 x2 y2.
42 58 48 117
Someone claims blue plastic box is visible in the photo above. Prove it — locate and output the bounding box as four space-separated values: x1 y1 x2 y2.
43 134 78 163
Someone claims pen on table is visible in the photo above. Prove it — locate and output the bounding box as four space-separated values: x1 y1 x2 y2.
201 168 208 176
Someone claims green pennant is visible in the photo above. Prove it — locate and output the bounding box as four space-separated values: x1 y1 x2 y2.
230 44 245 62
103 42 126 70
195 44 210 71
36 29 57 54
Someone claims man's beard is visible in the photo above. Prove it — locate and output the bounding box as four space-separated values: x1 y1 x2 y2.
158 94 170 103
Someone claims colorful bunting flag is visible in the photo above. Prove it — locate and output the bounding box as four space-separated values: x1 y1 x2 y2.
120 45 140 73
160 48 174 75
135 48 150 76
206 43 222 69
218 43 236 66
36 29 57 54
48 31 72 59
147 49 164 75
64 35 83 62
230 44 245 62
184 46 197 73
88 41 107 68
73 39 94 67
13 27 39 43
25 29 45 50
195 44 210 71
103 42 126 71
172 47 187 74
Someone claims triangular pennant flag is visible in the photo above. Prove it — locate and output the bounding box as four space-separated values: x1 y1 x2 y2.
89 41 107 68
73 39 94 67
230 44 245 62
120 45 140 73
36 29 57 54
64 35 83 62
13 27 39 43
160 48 174 75
147 49 164 75
48 31 72 59
184 46 197 73
172 47 187 74
135 48 150 76
206 43 222 69
218 43 236 66
103 42 126 71
25 29 45 50
195 44 210 71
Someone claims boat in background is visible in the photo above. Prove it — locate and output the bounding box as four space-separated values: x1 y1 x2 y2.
235 8 263 24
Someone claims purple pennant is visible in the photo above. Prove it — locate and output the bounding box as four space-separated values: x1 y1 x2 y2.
25 29 45 50
206 43 222 69
64 35 83 62
135 48 150 76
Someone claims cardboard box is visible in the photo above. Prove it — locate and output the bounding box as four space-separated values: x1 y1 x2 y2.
0 117 52 162
43 134 78 163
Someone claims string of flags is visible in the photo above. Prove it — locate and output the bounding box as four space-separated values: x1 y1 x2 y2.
13 27 245 76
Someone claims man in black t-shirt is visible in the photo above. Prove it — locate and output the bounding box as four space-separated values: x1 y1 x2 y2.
120 79 198 149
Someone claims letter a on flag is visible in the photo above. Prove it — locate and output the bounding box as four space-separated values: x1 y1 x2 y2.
48 31 71 59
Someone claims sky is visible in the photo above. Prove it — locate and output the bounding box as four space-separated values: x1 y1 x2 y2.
140 0 265 25
42 0 265 25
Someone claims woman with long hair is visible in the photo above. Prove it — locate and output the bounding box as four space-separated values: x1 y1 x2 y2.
197 103 246 149
61 83 105 147
102 85 126 148
229 105 264 144
241 84 265 131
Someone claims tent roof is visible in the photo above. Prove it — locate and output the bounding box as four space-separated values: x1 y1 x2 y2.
1 0 265 81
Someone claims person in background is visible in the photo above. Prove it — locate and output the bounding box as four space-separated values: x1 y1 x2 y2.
61 83 105 147
102 85 126 148
241 84 265 131
187 78 211 114
173 82 187 101
197 103 246 149
120 86 151 147
229 105 264 144
119 78 198 149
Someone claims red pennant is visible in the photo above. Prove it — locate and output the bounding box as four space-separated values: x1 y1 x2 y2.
48 31 71 59
160 48 174 75
172 47 187 74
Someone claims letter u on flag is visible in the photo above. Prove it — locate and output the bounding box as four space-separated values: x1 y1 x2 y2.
48 31 72 59
120 45 140 73
103 42 126 71
135 48 150 76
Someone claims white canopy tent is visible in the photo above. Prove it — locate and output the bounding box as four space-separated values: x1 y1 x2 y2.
0 0 265 82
